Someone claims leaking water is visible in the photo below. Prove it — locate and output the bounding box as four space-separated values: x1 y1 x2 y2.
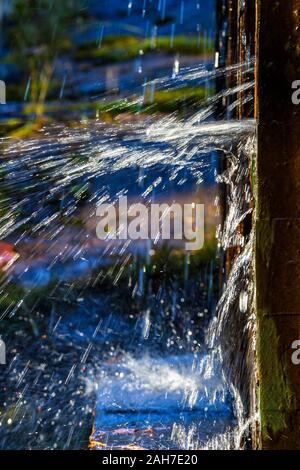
0 53 256 449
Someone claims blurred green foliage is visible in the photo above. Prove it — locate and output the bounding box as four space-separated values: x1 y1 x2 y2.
3 2 213 131
75 34 213 63
8 0 88 106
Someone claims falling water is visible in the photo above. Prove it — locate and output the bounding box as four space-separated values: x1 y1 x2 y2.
0 60 256 449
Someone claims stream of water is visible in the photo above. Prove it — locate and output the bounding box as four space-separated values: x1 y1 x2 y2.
0 59 256 450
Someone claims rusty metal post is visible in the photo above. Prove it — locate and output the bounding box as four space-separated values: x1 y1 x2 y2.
256 0 300 449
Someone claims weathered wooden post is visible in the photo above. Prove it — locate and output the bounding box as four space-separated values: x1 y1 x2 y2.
256 0 300 449
237 0 256 119
215 0 259 449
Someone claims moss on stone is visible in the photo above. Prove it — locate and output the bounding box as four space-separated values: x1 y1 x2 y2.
257 314 295 440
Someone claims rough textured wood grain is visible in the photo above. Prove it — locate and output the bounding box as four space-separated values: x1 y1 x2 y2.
256 0 300 449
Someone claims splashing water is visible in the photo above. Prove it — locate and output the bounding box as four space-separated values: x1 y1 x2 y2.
0 61 256 450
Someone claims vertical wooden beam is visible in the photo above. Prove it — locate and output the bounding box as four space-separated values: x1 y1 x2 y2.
226 0 238 120
215 0 229 119
237 0 256 118
256 0 300 449
215 0 259 448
